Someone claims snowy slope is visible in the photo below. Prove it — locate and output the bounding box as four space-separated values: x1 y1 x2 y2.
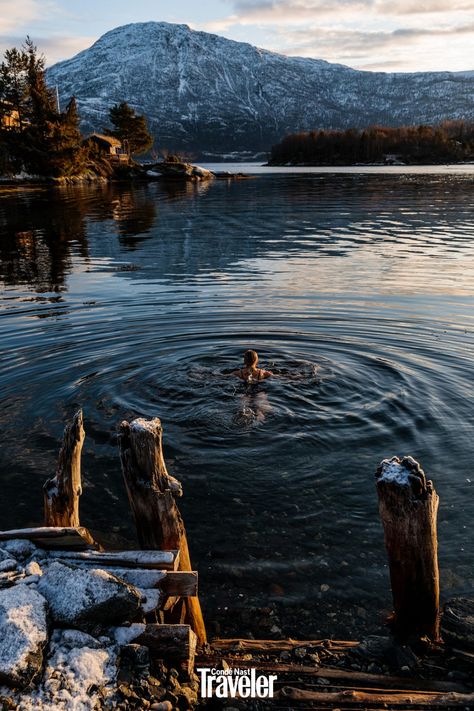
47 22 474 155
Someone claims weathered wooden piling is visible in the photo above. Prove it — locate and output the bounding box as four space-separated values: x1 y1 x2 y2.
118 417 207 645
43 410 85 527
376 455 440 641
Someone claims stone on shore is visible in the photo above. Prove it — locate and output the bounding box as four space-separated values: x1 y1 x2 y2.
442 597 474 650
0 585 48 687
38 561 141 630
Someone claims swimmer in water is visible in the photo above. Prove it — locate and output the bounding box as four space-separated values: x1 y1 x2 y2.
232 349 273 384
231 350 273 423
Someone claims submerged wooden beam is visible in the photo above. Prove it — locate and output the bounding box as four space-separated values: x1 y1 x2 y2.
376 456 440 641
44 410 85 527
118 417 206 644
0 526 96 549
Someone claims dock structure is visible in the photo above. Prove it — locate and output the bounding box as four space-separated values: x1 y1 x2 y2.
1 410 474 708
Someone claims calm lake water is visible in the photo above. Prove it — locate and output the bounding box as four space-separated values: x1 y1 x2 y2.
1 167 474 638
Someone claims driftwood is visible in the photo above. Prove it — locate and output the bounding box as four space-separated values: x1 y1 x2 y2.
376 456 440 641
44 410 85 527
46 549 179 570
119 417 206 644
0 526 96 550
197 659 468 693
210 638 359 653
276 686 474 707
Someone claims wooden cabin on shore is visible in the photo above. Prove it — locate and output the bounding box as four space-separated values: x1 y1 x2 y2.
83 133 129 163
0 101 22 131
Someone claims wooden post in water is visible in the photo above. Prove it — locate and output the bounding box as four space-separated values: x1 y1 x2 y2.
375 455 440 641
118 417 207 645
44 410 85 528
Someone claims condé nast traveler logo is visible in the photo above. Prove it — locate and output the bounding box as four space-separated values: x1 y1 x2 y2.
197 667 277 699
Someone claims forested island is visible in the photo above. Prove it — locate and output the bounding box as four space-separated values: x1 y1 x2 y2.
269 122 474 166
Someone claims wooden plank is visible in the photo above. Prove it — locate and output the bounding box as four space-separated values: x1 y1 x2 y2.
46 549 179 570
210 638 359 653
0 526 97 550
55 567 198 596
276 686 474 707
196 659 468 694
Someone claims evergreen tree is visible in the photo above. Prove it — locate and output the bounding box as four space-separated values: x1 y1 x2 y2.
0 37 86 176
0 47 29 130
105 101 153 156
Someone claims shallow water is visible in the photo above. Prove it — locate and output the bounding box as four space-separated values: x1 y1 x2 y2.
1 171 473 637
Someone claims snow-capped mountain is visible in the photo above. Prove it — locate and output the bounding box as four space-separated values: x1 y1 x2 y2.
47 22 474 156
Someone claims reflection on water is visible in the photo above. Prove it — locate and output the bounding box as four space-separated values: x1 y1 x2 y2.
0 172 474 638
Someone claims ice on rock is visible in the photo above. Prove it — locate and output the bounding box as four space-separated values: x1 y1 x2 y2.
1 539 38 560
14 630 117 710
0 585 48 687
38 561 141 629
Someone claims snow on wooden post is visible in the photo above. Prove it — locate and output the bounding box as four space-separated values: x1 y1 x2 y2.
375 456 440 641
43 410 85 528
118 417 206 645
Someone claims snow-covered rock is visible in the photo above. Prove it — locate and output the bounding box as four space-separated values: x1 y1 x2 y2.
47 21 474 155
1 539 38 561
37 561 141 630
16 629 117 710
0 585 48 687
0 558 17 573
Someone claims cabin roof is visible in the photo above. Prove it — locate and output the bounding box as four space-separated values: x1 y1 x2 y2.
86 133 122 147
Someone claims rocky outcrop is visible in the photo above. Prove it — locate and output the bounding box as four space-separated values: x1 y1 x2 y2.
0 585 48 687
0 536 199 709
147 160 214 182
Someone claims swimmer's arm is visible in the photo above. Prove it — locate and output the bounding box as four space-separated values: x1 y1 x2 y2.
260 370 274 379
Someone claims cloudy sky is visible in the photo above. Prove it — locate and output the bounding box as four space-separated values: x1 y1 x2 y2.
0 0 473 72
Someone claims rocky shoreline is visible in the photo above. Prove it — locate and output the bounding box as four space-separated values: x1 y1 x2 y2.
0 537 200 711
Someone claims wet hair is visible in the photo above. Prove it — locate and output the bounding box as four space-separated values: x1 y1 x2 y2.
244 349 258 367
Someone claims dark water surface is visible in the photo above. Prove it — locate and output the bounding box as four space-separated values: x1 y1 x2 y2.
1 172 473 638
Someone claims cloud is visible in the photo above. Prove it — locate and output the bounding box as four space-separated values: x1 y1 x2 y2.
203 0 474 70
229 0 474 21
204 0 474 31
0 0 57 34
275 22 474 71
0 34 95 66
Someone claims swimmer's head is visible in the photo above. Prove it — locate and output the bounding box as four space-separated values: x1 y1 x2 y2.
244 349 258 368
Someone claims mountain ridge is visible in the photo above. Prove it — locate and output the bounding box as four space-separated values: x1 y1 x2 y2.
47 21 474 156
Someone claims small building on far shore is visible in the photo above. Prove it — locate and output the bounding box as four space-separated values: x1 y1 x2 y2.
383 153 406 165
83 133 129 163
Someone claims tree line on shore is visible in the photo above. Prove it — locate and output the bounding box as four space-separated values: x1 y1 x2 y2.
0 38 152 179
269 122 474 166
